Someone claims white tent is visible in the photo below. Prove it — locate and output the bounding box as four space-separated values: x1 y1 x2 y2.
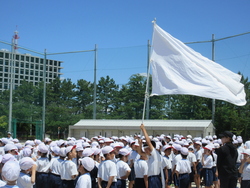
69 119 214 139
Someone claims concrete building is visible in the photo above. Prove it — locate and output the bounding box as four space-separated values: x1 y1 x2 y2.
0 49 63 91
69 119 215 139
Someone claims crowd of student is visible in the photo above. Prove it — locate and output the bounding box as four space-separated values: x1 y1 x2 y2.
0 125 249 188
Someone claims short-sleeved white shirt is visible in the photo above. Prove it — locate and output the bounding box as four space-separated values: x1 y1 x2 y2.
172 154 182 170
75 173 92 188
187 152 197 167
147 148 161 176
162 156 172 169
242 162 250 180
195 149 203 161
60 160 78 180
116 160 131 179
203 155 213 169
50 158 64 175
36 157 50 173
128 150 139 166
17 172 34 188
97 160 117 182
134 159 148 178
176 159 192 174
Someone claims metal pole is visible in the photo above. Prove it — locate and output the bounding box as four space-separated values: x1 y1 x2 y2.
42 49 47 139
8 38 15 132
211 34 215 125
146 40 150 119
93 44 97 119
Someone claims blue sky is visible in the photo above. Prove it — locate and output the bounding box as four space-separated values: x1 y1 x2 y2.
1 0 250 86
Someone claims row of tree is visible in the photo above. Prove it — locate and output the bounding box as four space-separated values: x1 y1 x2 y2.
0 73 249 140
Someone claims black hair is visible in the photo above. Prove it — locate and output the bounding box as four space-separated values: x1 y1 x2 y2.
181 154 188 159
151 140 156 148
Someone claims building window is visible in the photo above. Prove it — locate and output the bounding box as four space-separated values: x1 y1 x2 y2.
30 77 33 80
15 75 18 78
25 63 29 68
40 65 43 70
36 58 39 63
40 72 43 76
21 55 24 61
25 76 28 80
30 70 34 75
50 60 53 65
4 79 8 82
20 69 24 74
4 67 8 72
15 55 19 60
20 75 23 79
15 62 19 67
5 61 9 65
30 64 34 69
20 62 24 67
40 59 43 64
0 66 2 71
15 80 18 83
35 71 38 76
5 53 9 58
26 56 30 61
15 68 19 73
35 77 38 81
31 57 34 62
4 73 8 77
0 59 3 65
35 65 39 69
4 84 8 89
25 70 29 74
0 52 3 58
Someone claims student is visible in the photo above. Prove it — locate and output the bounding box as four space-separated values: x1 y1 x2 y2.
175 147 192 188
202 145 214 188
172 144 182 188
238 149 250 187
194 141 203 188
60 145 78 188
49 147 67 188
75 157 95 188
17 157 37 188
187 146 197 188
0 160 20 188
97 146 117 188
36 143 50 188
140 124 162 188
161 144 173 188
116 148 131 188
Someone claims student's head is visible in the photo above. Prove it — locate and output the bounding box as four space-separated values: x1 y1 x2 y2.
37 143 48 157
143 144 151 155
19 157 36 172
66 145 77 159
118 148 130 162
242 149 250 160
204 145 213 155
2 161 20 183
59 147 67 159
102 146 115 160
162 144 172 156
78 157 95 175
4 144 18 155
51 146 60 157
172 144 182 155
194 141 202 150
219 131 234 144
180 147 188 159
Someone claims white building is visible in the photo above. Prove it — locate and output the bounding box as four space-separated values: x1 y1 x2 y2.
0 49 63 91
69 119 215 139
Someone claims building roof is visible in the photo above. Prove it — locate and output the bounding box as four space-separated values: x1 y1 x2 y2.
73 119 212 128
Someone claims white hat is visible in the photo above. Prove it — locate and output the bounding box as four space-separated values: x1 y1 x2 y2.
23 147 32 157
38 143 48 154
2 161 20 181
82 148 94 157
79 157 95 172
82 142 91 148
92 148 101 155
172 144 182 151
65 145 76 155
59 148 67 157
104 138 113 143
180 147 189 155
102 146 114 155
2 154 16 164
57 140 65 147
1 138 9 145
204 145 213 151
67 140 75 146
195 141 202 146
213 143 220 149
19 157 36 170
112 143 123 149
118 148 130 156
15 143 23 150
51 146 60 155
76 144 84 152
162 144 173 152
4 144 18 152
242 149 250 156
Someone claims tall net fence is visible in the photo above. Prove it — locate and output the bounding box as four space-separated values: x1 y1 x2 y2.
0 32 250 140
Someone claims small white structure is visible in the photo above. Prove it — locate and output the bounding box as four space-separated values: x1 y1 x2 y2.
68 119 214 139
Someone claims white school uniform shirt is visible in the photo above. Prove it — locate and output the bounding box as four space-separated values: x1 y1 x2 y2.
172 153 182 170
17 172 34 188
36 157 50 173
242 162 250 180
0 180 5 187
187 152 197 167
176 159 192 174
97 160 117 182
60 160 78 180
116 160 131 179
0 147 4 156
147 148 161 176
162 156 172 169
50 158 65 175
128 150 139 166
75 173 92 188
203 155 213 169
195 149 203 162
212 153 217 167
134 159 148 178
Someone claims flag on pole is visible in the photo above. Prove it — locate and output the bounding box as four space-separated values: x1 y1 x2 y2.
150 23 247 106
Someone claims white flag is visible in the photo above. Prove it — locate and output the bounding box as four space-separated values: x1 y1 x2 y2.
150 23 247 106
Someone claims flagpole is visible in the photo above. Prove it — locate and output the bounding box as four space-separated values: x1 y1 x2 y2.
212 34 216 126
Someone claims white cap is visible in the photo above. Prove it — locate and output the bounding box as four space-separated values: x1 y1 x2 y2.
82 148 94 157
38 143 48 154
92 148 101 155
59 147 67 157
204 145 213 151
118 148 130 156
79 157 95 172
172 144 182 151
2 154 16 164
65 145 76 155
2 161 20 181
242 149 250 156
23 147 32 157
195 141 202 146
161 144 173 152
4 144 18 152
82 142 91 148
180 147 189 155
102 146 114 155
19 157 36 170
51 146 60 155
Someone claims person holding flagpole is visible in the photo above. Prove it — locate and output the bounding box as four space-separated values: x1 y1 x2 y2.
140 124 162 188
